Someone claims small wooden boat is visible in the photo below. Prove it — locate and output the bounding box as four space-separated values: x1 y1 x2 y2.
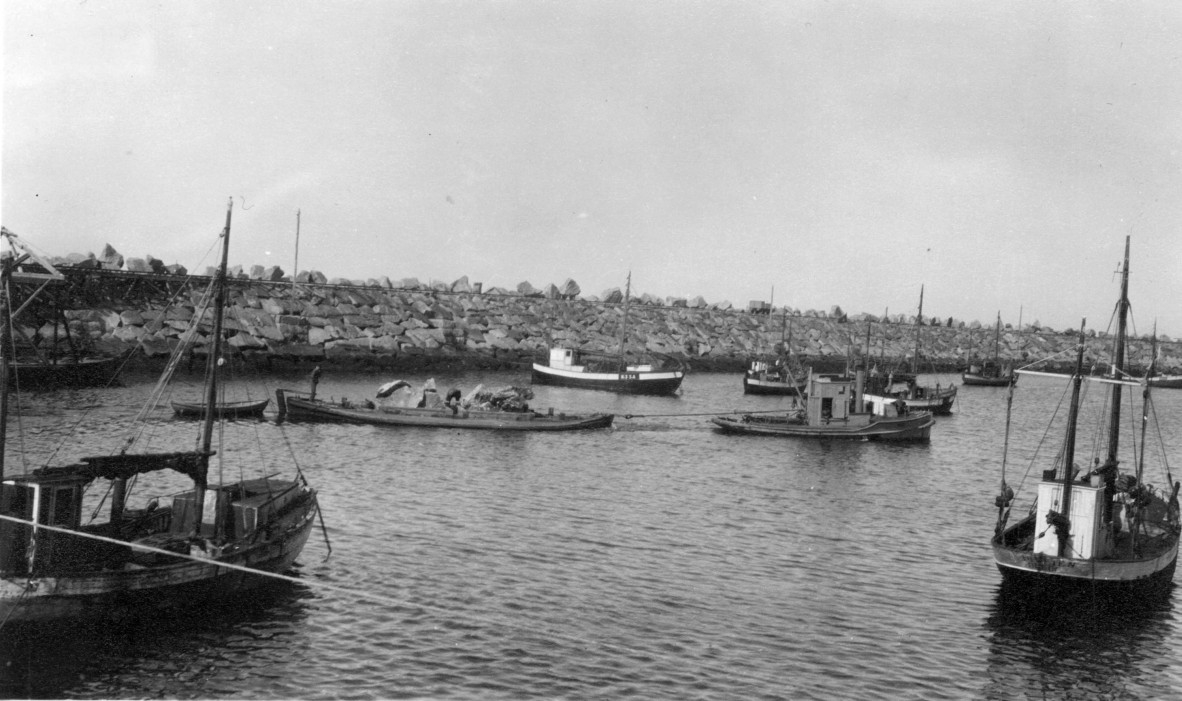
532 273 685 395
275 388 614 431
713 371 933 441
961 366 1012 387
0 202 320 624
743 308 807 395
171 398 270 418
962 312 1013 387
1146 373 1182 389
8 356 120 390
742 361 808 395
992 237 1179 596
863 286 957 414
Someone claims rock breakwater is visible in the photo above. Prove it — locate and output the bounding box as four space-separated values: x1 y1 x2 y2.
22 267 1182 376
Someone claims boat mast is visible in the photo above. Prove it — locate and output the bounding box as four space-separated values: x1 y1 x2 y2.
616 271 632 371
1055 320 1089 557
194 198 233 526
1104 237 1131 468
913 285 924 375
992 311 1001 366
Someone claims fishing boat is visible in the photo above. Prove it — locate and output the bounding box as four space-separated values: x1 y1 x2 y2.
0 200 321 623
863 285 957 414
712 369 933 441
532 273 686 395
962 312 1014 387
0 228 120 390
7 356 119 390
1146 373 1182 389
991 237 1180 595
275 376 613 431
743 308 807 396
171 398 270 419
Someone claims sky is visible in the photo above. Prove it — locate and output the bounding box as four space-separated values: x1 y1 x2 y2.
4 1 1182 337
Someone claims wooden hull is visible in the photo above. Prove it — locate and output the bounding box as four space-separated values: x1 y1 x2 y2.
993 514 1180 591
531 363 684 395
8 356 119 390
276 389 614 431
961 372 1012 387
1147 375 1182 389
864 386 957 415
171 398 270 418
0 488 317 624
710 412 933 441
742 374 807 396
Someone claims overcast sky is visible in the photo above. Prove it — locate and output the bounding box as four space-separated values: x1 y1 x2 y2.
5 1 1182 336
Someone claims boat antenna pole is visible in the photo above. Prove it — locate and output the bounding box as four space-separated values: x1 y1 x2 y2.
913 285 923 375
1055 319 1088 557
616 271 631 372
195 197 233 531
292 208 301 293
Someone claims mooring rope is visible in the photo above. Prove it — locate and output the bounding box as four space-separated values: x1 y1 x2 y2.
621 409 794 419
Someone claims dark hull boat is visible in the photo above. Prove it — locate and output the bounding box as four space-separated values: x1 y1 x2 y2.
742 361 807 396
963 312 1013 387
864 372 957 414
9 356 119 390
742 307 807 396
961 371 1012 387
275 388 613 431
533 273 685 396
991 237 1179 597
1146 374 1182 389
171 398 270 418
713 370 933 442
0 203 320 624
863 286 957 414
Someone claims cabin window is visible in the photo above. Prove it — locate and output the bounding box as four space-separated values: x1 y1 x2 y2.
48 486 79 527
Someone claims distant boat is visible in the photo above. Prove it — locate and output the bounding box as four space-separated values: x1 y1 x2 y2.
743 308 807 396
171 397 270 419
275 376 613 431
863 285 957 414
962 312 1014 387
712 370 933 441
532 273 685 395
0 200 320 623
991 237 1179 595
8 356 119 390
1147 374 1182 389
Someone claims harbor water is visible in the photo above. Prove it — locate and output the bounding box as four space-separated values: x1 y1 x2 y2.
2 368 1181 699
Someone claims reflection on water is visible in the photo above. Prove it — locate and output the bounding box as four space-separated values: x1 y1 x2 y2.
1 581 315 699
983 581 1179 700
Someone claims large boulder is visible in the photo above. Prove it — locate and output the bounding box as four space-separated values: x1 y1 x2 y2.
99 244 123 270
